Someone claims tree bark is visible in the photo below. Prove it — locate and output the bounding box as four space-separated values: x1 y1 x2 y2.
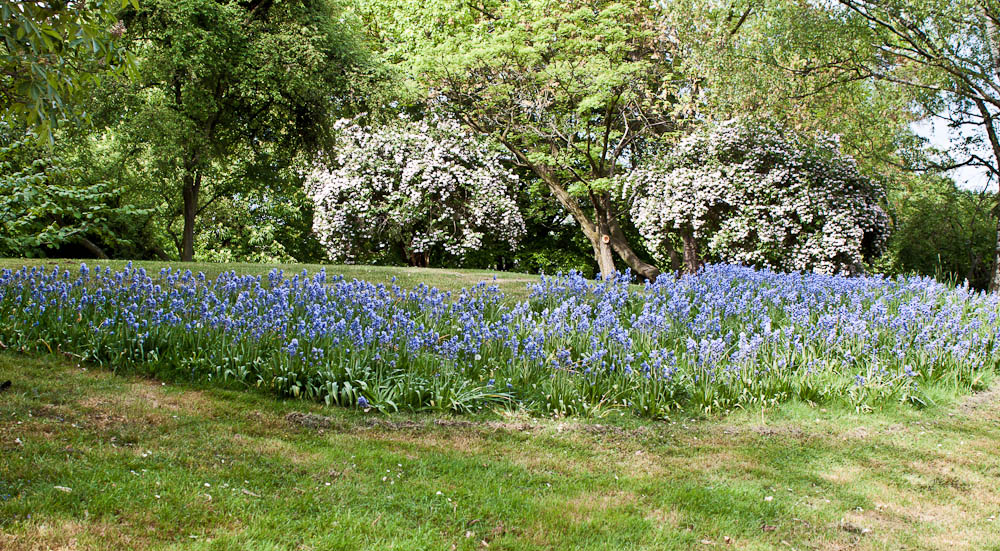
591 209 617 279
487 133 662 280
680 227 701 274
991 216 1000 293
601 194 661 281
180 170 201 262
77 236 109 259
668 248 683 272
984 6 1000 292
980 8 1000 291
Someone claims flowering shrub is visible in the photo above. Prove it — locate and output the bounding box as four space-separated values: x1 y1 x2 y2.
1 262 997 416
623 120 890 274
306 116 525 266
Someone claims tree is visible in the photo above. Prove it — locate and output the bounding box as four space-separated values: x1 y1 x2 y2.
113 0 368 261
660 0 924 180
885 177 995 289
1 0 134 140
0 122 143 257
358 0 678 280
761 0 1000 289
306 116 525 266
623 120 890 274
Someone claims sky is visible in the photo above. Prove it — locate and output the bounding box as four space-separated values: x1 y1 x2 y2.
911 117 994 193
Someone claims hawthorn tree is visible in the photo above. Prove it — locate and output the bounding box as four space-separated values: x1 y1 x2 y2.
660 0 923 179
624 120 890 274
359 0 679 280
306 116 525 266
687 0 1000 288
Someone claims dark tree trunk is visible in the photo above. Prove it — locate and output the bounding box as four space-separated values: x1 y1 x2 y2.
668 248 683 272
180 170 201 262
404 247 429 268
680 227 700 275
77 237 109 259
991 216 1000 292
977 7 1000 291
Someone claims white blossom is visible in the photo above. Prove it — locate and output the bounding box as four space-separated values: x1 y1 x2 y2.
622 120 889 274
306 116 525 264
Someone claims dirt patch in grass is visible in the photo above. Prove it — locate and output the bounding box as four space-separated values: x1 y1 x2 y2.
847 478 1000 551
127 380 212 416
0 518 151 551
645 505 684 528
251 436 321 465
285 410 655 440
719 423 811 440
76 380 212 430
820 464 863 485
564 489 642 523
957 383 1000 417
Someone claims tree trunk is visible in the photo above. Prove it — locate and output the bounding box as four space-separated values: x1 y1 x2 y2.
77 236 109 259
680 227 700 274
180 171 201 263
602 195 661 281
486 133 663 282
991 216 1000 292
590 212 617 279
404 246 429 267
980 7 1000 292
668 248 683 272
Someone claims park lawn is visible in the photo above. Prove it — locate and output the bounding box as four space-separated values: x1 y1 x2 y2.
2 351 1000 550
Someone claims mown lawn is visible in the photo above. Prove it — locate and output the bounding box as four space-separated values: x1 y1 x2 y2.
2 350 999 550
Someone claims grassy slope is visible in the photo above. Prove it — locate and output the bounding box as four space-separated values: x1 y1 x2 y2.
1 259 999 549
2 353 1000 550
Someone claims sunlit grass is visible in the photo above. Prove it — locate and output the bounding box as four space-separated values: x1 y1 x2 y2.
2 352 999 550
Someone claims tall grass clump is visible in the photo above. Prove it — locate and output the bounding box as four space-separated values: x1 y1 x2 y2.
1 262 997 416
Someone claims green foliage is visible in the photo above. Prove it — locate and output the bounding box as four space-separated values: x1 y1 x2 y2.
663 0 922 179
194 187 327 264
504 196 599 277
357 0 675 279
0 123 143 257
0 0 135 140
105 0 371 261
884 179 995 289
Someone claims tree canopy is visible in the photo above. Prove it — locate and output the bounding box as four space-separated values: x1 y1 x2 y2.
1 0 996 293
111 0 370 261
624 119 889 274
357 0 680 280
0 0 135 140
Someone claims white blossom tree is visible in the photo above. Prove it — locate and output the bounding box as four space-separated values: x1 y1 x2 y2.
623 120 890 275
306 116 525 266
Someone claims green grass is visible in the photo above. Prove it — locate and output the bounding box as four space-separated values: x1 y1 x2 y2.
3 351 1000 550
0 258 541 299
